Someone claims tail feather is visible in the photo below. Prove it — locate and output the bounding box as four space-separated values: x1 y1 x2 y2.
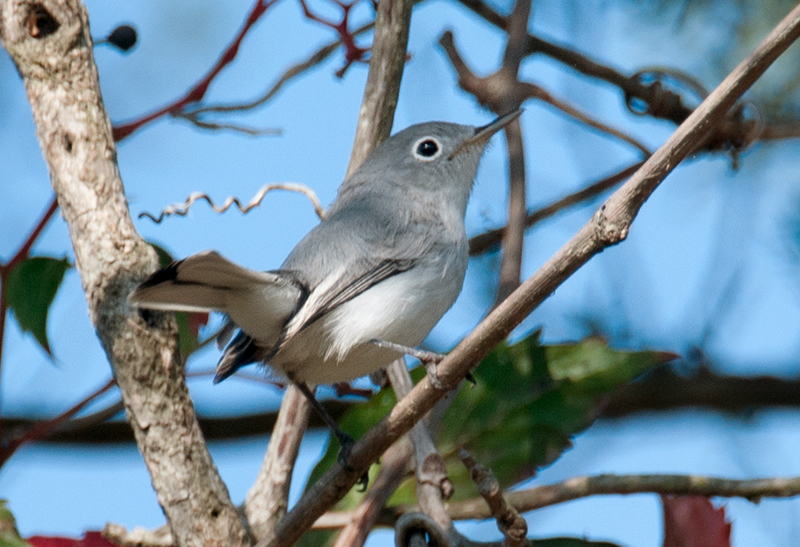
129 250 306 348
163 250 279 288
214 331 262 383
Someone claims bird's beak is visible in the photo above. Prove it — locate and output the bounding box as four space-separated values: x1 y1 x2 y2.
448 109 523 160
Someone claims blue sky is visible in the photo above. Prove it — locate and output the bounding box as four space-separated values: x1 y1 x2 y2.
2 0 800 545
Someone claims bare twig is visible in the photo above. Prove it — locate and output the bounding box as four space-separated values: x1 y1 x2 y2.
245 385 312 540
495 117 526 305
468 162 643 255
331 434 413 547
0 379 116 467
499 0 531 77
521 83 651 156
454 0 760 155
0 197 60 274
345 0 413 175
170 113 282 136
437 0 533 306
321 472 800 532
297 0 370 77
187 22 374 118
386 361 457 543
459 450 527 547
0 196 60 416
113 0 278 141
0 1 249 545
262 5 800 545
446 473 800 520
138 182 327 223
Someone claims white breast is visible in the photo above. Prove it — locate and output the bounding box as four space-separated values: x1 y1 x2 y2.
272 249 468 384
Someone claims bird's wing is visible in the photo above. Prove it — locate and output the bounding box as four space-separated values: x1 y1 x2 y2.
212 256 416 382
282 256 417 340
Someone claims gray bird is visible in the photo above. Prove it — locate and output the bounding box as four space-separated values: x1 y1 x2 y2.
130 110 521 449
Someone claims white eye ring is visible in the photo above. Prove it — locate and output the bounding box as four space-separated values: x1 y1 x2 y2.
412 137 442 161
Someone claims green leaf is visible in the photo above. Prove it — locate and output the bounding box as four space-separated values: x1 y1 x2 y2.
437 333 676 499
546 336 679 394
4 256 71 355
291 529 337 547
306 385 401 493
303 367 431 514
0 500 32 547
149 242 174 269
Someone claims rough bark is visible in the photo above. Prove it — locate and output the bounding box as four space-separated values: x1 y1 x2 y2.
0 2 248 546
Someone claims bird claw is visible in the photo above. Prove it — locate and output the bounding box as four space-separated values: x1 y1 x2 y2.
335 434 370 491
424 361 446 391
370 339 446 364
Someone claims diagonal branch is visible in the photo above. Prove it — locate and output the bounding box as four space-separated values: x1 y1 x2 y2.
468 162 643 255
520 82 651 156
263 5 800 545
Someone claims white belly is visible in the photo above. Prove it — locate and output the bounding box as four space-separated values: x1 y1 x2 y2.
271 256 466 384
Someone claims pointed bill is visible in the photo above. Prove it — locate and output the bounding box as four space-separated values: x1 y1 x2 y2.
448 109 524 160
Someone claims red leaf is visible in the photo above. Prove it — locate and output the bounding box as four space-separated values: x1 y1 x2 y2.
662 495 731 547
28 532 121 547
188 312 209 337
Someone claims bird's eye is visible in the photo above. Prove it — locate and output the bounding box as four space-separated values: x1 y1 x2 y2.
413 138 442 161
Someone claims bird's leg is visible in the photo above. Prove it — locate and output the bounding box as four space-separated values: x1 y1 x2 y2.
370 339 446 364
292 381 369 491
369 339 475 390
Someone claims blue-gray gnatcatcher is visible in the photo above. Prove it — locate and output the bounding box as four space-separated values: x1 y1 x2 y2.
130 110 521 452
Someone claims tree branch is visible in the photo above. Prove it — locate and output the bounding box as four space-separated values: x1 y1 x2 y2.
446 473 800 519
112 0 277 141
459 450 527 547
386 361 457 543
468 162 643 255
345 0 413 175
320 472 800 531
245 385 311 540
0 2 248 545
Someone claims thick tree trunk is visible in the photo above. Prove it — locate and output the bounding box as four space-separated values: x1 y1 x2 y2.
0 2 248 546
